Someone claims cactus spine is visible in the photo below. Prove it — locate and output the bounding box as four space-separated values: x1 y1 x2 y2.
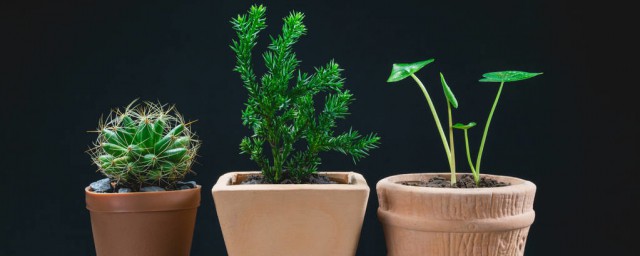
89 100 200 191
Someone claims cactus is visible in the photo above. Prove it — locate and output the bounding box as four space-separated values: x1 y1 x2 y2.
89 100 200 191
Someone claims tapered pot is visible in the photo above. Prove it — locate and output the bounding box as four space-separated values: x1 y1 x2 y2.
377 173 536 256
212 171 369 256
85 186 201 256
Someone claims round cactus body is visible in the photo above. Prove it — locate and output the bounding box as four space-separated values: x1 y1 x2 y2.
89 101 200 190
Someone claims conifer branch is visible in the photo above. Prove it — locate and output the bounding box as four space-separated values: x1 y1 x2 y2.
232 5 380 183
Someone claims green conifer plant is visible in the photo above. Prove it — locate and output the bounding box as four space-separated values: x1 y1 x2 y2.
231 5 380 183
88 100 200 191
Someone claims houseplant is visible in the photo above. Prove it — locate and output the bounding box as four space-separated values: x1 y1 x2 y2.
212 5 380 256
377 59 541 255
85 100 201 256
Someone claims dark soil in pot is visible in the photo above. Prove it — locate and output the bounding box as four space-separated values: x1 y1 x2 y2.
400 174 509 188
89 178 199 193
240 172 338 184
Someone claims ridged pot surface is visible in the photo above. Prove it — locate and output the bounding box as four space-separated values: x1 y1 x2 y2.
85 186 201 256
377 173 536 256
212 171 369 256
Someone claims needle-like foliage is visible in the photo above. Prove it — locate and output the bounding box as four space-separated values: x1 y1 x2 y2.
88 100 200 190
231 5 380 183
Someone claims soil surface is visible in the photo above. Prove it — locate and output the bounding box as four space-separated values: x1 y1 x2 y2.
240 173 338 184
89 179 198 193
401 174 509 188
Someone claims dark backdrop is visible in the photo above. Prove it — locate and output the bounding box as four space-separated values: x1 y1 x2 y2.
1 0 635 255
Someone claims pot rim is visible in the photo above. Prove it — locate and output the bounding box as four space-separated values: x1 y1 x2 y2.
212 171 368 192
85 185 201 213
377 172 535 195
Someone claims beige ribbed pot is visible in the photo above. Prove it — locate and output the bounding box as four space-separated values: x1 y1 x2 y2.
85 186 201 256
212 171 369 256
377 173 536 256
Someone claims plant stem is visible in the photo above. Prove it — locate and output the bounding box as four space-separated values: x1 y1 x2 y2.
447 102 456 184
409 74 452 168
475 81 504 182
463 130 477 180
271 146 280 182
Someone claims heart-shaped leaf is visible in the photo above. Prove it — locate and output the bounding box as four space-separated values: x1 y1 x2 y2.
453 122 477 130
440 72 458 108
387 59 435 82
479 71 542 83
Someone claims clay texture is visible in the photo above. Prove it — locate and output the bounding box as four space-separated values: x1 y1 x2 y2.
377 173 536 256
212 172 369 256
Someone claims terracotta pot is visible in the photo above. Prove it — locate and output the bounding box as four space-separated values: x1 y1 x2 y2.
377 173 536 256
85 186 201 256
212 171 369 256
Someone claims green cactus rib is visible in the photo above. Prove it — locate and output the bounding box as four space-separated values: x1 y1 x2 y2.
89 101 200 190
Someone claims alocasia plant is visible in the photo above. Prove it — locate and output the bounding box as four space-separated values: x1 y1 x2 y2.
455 71 542 184
389 59 541 186
387 59 460 184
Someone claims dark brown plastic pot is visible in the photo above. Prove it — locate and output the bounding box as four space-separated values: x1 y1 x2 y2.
85 186 201 256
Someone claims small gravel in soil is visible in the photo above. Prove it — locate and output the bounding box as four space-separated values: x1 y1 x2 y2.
176 181 197 189
140 186 166 192
89 180 198 192
401 174 509 188
90 178 112 193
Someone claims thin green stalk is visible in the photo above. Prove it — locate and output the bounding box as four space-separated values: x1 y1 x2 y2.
447 102 456 184
270 127 283 182
410 74 452 165
271 146 280 182
463 130 477 180
475 81 504 179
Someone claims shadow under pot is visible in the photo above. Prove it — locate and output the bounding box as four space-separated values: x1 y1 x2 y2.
212 171 369 256
376 173 536 256
85 186 201 256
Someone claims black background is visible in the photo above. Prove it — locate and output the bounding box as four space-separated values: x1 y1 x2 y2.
1 0 636 255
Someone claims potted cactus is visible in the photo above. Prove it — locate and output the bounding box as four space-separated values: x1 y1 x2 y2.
85 100 201 256
212 5 380 256
376 59 540 255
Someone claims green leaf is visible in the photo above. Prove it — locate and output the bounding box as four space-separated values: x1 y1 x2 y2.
479 71 542 83
439 73 458 108
387 59 435 82
453 122 477 130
